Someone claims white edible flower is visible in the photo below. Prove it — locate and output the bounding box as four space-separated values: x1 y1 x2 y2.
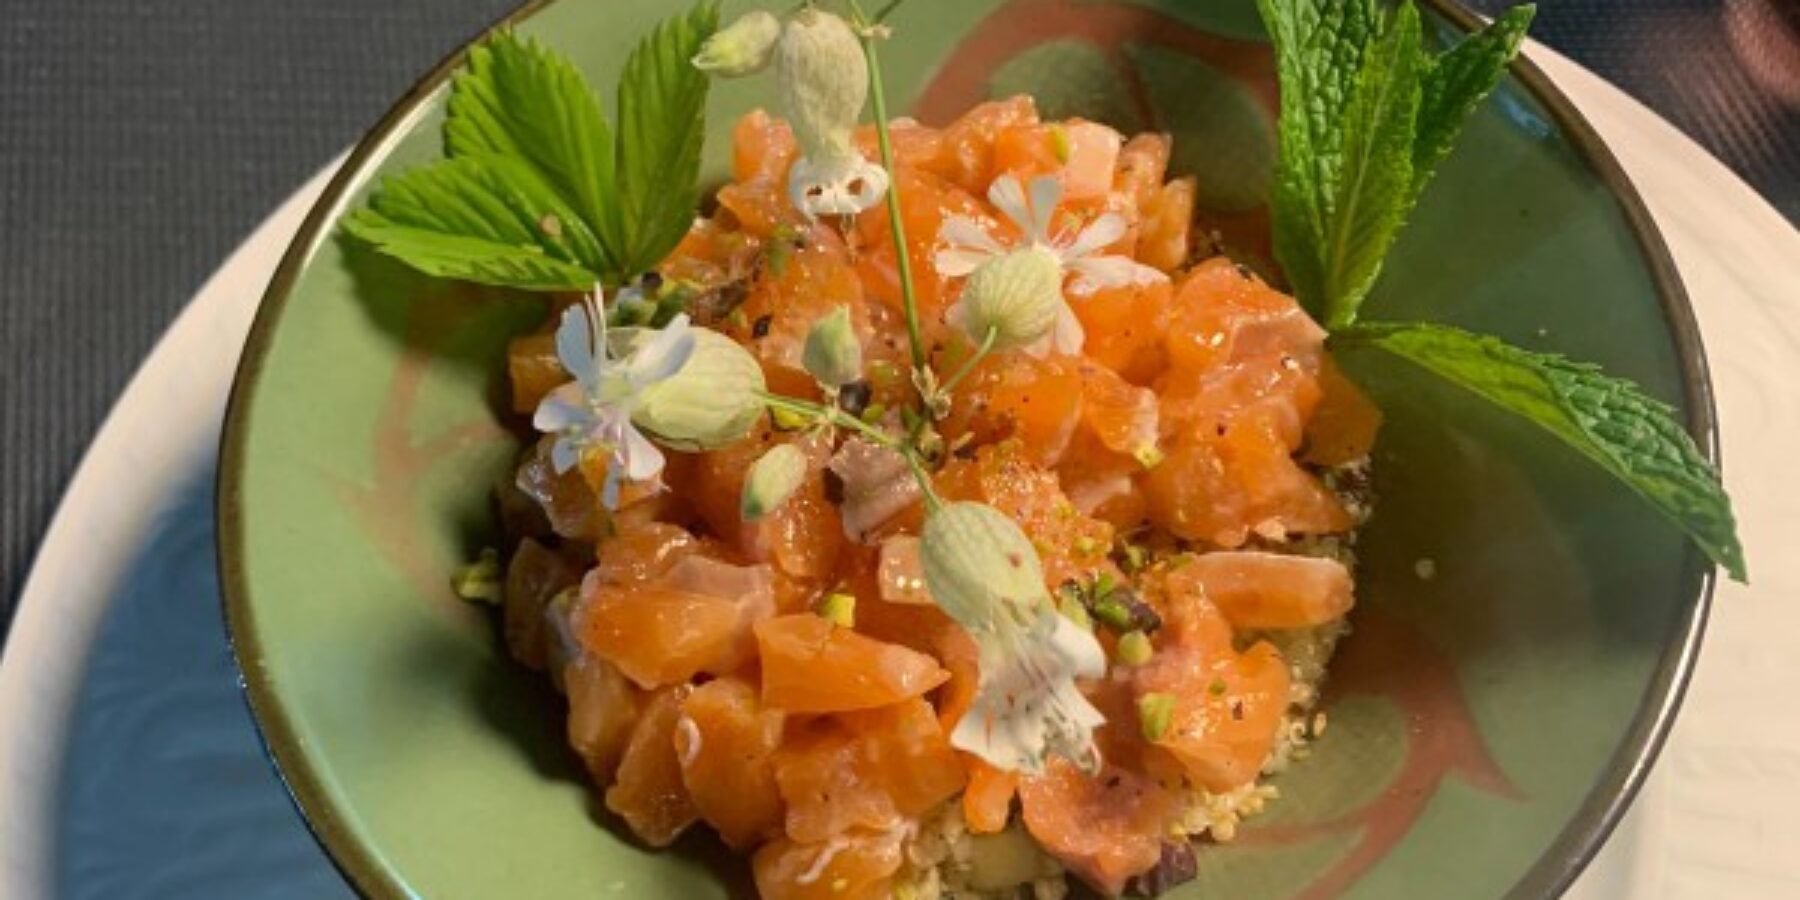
692 10 781 76
775 10 889 217
936 173 1166 356
919 501 1107 774
532 290 695 508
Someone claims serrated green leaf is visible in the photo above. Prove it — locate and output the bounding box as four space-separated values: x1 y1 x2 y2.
1259 1 1534 327
1320 2 1423 328
1257 0 1382 319
445 31 620 274
342 155 600 290
1338 321 1745 581
613 0 719 276
1413 5 1535 199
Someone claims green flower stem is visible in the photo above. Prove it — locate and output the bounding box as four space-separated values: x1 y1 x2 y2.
755 388 943 510
847 0 927 374
935 326 997 399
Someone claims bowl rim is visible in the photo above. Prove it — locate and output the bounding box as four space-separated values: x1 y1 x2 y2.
215 1 1720 897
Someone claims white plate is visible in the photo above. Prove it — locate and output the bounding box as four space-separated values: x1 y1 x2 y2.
2 44 1796 900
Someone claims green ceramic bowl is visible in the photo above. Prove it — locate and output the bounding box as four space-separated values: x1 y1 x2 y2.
219 0 1718 897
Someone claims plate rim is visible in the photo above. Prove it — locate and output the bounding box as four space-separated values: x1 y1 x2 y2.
213 1 1720 898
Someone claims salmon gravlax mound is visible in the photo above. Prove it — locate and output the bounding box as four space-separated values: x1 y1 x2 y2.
496 99 1380 899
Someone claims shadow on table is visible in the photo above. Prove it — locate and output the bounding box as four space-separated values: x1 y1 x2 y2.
53 454 352 900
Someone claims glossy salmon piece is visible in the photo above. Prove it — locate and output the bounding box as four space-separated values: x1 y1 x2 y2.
943 353 1085 468
592 521 701 586
1138 640 1292 793
682 428 844 581
733 108 799 183
1077 359 1160 464
1138 175 1196 272
1056 430 1151 529
1164 258 1327 375
565 654 641 787
676 676 787 849
935 441 1115 589
752 830 907 900
580 583 741 689
724 245 870 400
992 119 1124 201
1303 357 1384 465
1113 133 1172 216
923 94 1039 194
773 699 962 843
963 761 1020 835
604 686 700 847
506 331 563 414
1071 278 1172 385
854 165 987 340
1019 758 1174 896
1144 419 1351 547
755 614 950 713
503 537 579 670
1173 551 1354 629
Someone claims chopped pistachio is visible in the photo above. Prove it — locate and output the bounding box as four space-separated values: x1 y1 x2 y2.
1138 692 1175 742
1208 678 1227 696
859 401 887 424
1093 596 1133 632
868 359 902 387
1120 541 1150 573
1050 124 1073 164
817 591 857 628
770 404 813 431
1116 630 1153 666
451 547 503 605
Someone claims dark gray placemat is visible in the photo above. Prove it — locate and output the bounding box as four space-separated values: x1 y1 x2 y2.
1 0 517 630
2 0 1796 631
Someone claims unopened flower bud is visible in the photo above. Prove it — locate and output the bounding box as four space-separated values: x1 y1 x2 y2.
692 10 780 77
802 306 863 388
951 246 1063 351
741 443 808 521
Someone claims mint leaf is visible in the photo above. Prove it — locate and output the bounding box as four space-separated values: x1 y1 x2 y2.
1339 322 1745 581
1259 1 1533 327
343 155 600 290
1412 5 1535 200
1320 2 1423 328
1258 0 1382 320
612 0 720 276
445 31 621 274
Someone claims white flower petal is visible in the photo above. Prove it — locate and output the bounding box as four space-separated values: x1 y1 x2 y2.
788 153 891 217
1059 212 1128 261
532 382 592 435
1049 299 1085 356
618 421 667 483
935 246 997 278
554 300 602 388
986 174 1033 237
1065 254 1167 295
1025 176 1063 244
949 605 1107 774
624 314 697 388
939 216 1007 255
549 435 582 474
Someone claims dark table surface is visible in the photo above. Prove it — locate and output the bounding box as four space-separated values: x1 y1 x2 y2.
3 0 1797 631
